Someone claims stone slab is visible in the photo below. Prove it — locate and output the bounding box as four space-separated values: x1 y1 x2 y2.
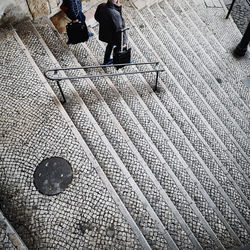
242 76 250 89
204 0 222 7
0 210 27 250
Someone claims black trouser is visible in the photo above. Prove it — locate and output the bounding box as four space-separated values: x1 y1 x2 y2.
104 43 115 63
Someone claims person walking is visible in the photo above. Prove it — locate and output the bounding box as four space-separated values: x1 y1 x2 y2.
94 0 128 65
60 0 93 35
233 21 250 57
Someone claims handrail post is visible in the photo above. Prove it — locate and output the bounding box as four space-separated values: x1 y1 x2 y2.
226 0 236 19
154 71 159 92
56 80 67 104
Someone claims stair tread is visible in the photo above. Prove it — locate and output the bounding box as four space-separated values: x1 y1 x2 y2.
0 25 144 250
124 6 250 242
166 0 250 106
1 0 250 248
150 3 250 129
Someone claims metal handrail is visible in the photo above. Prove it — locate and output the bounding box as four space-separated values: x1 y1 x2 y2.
44 62 164 103
226 0 236 19
225 0 250 19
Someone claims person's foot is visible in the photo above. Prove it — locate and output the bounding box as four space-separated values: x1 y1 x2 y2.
88 32 94 37
233 44 247 57
102 59 113 65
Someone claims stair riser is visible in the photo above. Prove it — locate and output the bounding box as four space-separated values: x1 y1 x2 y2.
124 8 250 178
166 0 250 106
124 4 250 162
150 4 249 128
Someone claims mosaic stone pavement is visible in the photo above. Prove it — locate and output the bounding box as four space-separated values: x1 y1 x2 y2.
224 0 250 34
0 0 250 249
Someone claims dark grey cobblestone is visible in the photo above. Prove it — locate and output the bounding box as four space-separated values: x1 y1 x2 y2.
124 10 250 245
224 0 250 34
0 25 142 250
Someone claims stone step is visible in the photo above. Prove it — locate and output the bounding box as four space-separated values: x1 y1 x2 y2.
150 3 250 131
0 210 27 250
140 5 249 139
122 4 250 242
165 0 250 106
71 25 230 249
16 19 188 249
87 24 250 248
0 25 146 249
125 2 250 164
124 2 250 178
141 3 250 189
34 17 217 249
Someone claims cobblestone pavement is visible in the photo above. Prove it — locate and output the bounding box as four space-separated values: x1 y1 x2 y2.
0 25 144 249
0 0 250 249
0 210 27 249
224 0 250 34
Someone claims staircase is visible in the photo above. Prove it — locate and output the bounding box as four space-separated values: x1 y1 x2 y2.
0 0 249 249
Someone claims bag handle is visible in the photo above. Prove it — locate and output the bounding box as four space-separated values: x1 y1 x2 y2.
119 27 129 53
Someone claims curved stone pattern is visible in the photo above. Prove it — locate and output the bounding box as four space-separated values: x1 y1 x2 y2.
0 26 143 249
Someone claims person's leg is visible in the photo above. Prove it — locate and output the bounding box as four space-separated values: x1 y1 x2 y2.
239 22 250 49
77 11 86 22
233 22 250 57
104 44 114 64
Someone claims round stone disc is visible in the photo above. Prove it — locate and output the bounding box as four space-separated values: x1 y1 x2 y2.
34 157 73 196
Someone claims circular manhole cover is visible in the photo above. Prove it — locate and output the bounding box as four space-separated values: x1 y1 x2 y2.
34 157 72 196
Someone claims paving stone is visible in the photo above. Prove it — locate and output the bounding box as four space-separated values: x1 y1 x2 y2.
1 0 250 249
0 25 143 249
242 76 250 89
29 18 178 249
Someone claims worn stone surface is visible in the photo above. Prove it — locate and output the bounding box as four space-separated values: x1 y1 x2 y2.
0 0 250 249
26 0 49 18
0 0 31 25
0 210 27 249
0 26 143 249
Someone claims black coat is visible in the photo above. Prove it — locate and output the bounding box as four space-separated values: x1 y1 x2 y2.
94 1 127 46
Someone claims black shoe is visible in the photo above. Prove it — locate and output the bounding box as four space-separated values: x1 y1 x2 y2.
233 44 247 57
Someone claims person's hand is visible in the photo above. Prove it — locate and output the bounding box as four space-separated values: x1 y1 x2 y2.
72 19 79 23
